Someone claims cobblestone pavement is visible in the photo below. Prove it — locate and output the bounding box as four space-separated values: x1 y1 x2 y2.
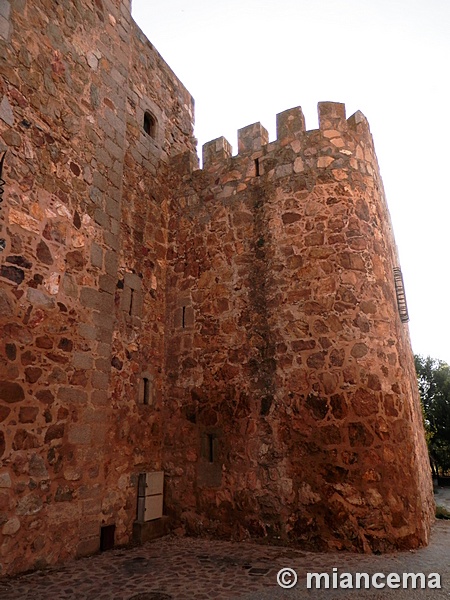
0 520 449 600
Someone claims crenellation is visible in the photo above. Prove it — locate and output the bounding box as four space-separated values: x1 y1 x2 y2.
237 121 269 154
318 100 347 131
347 109 370 132
276 106 306 141
200 104 380 180
202 136 232 168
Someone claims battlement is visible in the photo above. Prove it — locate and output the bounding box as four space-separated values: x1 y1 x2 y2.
202 101 372 170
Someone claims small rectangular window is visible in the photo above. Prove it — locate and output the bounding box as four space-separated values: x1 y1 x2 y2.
143 111 156 138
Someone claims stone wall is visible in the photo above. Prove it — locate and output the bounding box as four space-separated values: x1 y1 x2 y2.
163 103 434 552
0 0 195 576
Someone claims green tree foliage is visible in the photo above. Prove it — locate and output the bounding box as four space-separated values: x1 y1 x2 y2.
415 354 450 476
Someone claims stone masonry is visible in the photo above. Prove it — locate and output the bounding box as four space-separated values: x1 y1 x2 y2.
0 0 433 578
163 105 434 553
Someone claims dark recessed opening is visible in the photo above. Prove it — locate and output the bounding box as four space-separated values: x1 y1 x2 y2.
143 377 150 405
100 524 115 552
182 306 186 328
138 473 146 496
129 288 134 316
143 111 156 138
207 433 214 463
137 473 146 521
255 158 260 176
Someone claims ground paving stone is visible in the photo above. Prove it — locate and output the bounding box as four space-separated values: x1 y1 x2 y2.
0 517 449 600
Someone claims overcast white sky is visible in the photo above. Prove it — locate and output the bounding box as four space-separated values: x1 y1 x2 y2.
132 0 450 364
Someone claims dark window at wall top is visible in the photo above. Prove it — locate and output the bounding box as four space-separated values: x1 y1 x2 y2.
143 111 156 138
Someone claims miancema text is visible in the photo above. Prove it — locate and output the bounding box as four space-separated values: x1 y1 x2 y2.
307 569 441 589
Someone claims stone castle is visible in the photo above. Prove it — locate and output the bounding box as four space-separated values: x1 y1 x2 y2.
0 0 434 577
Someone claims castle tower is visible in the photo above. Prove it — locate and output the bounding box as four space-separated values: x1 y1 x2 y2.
0 0 433 578
164 102 434 552
0 0 196 576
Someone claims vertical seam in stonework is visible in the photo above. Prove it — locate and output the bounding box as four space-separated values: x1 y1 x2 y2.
248 184 276 416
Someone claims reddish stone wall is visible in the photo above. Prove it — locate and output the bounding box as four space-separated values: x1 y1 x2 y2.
0 0 195 576
163 103 434 552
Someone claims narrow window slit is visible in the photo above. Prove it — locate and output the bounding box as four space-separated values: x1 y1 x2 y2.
129 289 134 316
182 306 186 328
143 377 150 405
143 111 156 138
255 158 260 176
207 433 214 463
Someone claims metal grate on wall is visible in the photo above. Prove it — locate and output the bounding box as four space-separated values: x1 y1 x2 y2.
393 267 409 323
